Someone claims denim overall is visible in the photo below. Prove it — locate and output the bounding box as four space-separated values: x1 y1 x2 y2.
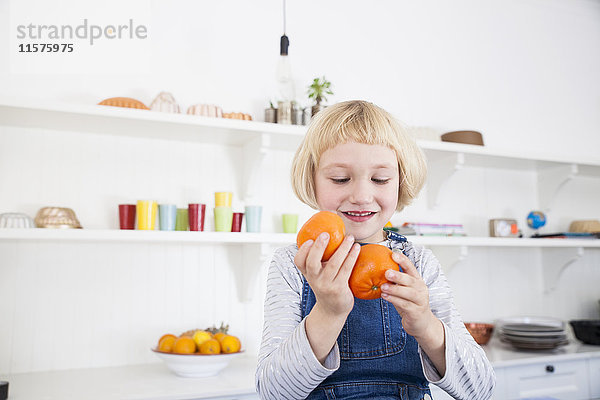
300 232 431 400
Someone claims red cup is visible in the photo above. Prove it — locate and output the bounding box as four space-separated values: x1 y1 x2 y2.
231 212 244 232
118 204 136 230
188 203 206 231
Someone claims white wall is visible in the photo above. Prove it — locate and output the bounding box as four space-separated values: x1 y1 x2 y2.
2 0 600 156
1 0 599 375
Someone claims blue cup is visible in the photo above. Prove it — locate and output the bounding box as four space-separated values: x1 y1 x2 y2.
245 205 262 232
159 204 176 231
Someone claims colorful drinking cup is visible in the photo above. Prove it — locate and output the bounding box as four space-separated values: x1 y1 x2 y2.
159 204 176 231
282 213 299 233
245 205 262 232
214 191 233 207
214 206 233 232
136 200 157 230
118 204 136 230
231 212 244 232
188 203 206 231
175 208 188 231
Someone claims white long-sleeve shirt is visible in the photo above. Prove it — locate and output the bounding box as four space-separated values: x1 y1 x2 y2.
256 239 495 400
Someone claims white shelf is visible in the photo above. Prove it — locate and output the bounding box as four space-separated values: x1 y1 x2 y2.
409 235 600 248
1 229 598 249
2 98 600 171
407 236 598 291
0 228 296 244
417 140 600 209
417 139 600 173
0 228 294 303
0 98 306 151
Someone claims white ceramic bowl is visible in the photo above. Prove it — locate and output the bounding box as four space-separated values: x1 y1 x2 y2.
0 213 35 228
151 349 243 378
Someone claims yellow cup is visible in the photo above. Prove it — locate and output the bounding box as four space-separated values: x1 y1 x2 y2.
137 200 157 230
214 191 233 207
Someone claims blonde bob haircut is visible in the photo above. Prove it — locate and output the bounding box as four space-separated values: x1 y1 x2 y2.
291 100 427 212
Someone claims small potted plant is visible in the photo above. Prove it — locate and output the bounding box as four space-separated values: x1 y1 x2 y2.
307 76 333 116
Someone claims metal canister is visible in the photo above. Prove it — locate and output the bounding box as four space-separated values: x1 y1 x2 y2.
302 107 311 125
264 108 277 123
277 101 292 124
291 107 303 125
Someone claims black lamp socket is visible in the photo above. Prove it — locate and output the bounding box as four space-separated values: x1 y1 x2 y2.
0 381 8 400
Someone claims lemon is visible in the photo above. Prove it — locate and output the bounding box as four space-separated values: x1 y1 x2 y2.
192 330 213 348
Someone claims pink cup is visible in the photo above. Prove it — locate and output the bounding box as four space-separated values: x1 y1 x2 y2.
188 204 206 231
231 212 244 232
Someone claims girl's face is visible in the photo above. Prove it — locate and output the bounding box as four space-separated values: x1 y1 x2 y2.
315 141 399 243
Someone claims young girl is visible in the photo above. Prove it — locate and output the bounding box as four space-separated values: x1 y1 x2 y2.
255 100 495 400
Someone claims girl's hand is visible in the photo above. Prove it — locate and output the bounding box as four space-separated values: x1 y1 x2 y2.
381 251 447 375
294 233 360 317
380 251 439 339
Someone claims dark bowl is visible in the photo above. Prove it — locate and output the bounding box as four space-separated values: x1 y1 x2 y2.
569 320 600 345
464 322 494 345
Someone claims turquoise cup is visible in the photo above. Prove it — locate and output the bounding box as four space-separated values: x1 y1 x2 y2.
159 204 177 231
245 205 262 232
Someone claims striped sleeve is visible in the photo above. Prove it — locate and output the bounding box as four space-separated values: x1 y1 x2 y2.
255 245 339 400
407 243 496 400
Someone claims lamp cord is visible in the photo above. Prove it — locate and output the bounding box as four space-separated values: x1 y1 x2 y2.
282 0 286 34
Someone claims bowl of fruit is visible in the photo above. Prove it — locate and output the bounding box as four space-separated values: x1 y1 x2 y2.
152 323 243 378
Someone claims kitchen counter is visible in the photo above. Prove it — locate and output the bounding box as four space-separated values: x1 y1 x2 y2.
2 343 599 400
483 336 600 367
0 356 258 400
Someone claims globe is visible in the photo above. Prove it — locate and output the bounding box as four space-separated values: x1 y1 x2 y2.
526 211 547 229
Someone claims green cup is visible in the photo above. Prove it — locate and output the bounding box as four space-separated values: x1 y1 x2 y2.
214 206 233 232
175 208 188 231
282 213 299 233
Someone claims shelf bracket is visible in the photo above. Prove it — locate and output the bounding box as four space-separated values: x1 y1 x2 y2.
427 152 465 209
232 243 271 303
542 247 584 294
242 133 270 203
428 245 468 273
537 163 578 212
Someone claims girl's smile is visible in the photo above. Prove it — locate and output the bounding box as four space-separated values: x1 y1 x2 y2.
314 141 400 243
342 211 376 222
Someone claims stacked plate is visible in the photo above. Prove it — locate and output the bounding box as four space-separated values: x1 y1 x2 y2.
496 316 569 350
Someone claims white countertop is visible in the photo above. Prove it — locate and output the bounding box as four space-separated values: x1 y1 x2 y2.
2 342 599 400
0 356 258 400
483 336 600 367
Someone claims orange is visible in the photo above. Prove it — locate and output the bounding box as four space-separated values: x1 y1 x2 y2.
199 338 221 355
220 335 241 353
296 211 345 261
172 336 196 354
213 332 227 343
159 333 177 342
348 244 399 300
157 334 177 352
